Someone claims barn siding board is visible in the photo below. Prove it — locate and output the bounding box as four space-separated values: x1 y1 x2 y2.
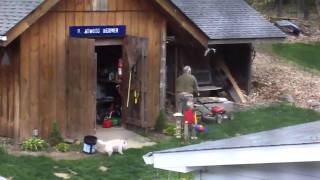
0 53 7 136
15 0 165 139
56 12 67 136
0 44 19 138
10 45 19 138
20 29 31 140
38 14 50 139
13 44 20 139
29 23 40 137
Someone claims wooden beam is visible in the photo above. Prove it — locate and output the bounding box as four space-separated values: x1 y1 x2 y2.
219 61 247 103
153 0 208 47
2 0 60 47
159 20 167 110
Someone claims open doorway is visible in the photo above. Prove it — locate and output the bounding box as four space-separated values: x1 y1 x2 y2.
95 45 123 127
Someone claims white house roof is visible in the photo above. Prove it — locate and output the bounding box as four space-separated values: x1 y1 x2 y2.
143 121 320 173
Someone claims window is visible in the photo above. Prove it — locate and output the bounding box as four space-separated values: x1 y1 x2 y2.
92 0 108 11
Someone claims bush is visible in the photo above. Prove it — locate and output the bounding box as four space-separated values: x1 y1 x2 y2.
21 137 48 152
0 145 7 154
56 143 70 152
163 124 176 136
155 110 168 132
48 121 63 146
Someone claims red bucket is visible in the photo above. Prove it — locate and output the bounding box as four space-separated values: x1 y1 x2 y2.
103 119 113 128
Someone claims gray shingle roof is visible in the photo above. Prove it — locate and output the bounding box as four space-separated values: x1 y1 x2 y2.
0 0 285 42
170 0 286 40
0 0 44 36
156 121 320 154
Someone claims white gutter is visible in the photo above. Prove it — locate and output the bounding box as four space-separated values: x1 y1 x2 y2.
143 143 320 173
143 152 154 165
0 36 7 41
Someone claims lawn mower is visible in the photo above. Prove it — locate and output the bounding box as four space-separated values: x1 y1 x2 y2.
193 97 232 124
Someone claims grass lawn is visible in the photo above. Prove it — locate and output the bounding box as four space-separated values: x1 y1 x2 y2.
272 43 320 72
1 104 320 180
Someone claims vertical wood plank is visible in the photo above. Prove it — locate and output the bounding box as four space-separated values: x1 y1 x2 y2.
6 44 20 138
0 55 6 136
20 30 31 140
29 23 40 134
39 15 50 138
108 0 116 11
13 43 21 140
65 3 75 138
56 11 67 137
107 12 116 25
123 11 131 34
52 12 58 136
115 11 124 25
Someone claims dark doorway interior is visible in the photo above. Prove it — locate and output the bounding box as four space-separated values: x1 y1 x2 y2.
95 45 123 126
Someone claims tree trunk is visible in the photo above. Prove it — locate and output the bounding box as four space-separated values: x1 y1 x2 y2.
299 0 309 20
277 0 283 17
316 0 320 17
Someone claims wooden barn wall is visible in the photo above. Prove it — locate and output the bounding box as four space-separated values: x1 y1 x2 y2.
19 0 165 139
0 43 20 138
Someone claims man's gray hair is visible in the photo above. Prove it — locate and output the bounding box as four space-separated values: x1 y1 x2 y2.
183 66 191 74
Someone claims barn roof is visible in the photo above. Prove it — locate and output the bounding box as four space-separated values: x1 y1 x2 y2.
0 0 44 36
0 0 285 46
170 0 286 44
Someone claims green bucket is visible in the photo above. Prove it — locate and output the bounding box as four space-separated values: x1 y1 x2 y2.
111 117 121 126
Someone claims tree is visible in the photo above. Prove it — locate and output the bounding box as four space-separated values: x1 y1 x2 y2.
316 0 320 17
298 0 309 20
277 0 284 17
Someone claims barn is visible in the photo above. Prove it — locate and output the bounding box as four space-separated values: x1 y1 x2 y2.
0 0 285 140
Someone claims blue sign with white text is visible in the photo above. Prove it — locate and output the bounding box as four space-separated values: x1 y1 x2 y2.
69 25 126 38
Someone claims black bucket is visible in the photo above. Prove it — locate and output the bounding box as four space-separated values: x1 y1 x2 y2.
83 135 97 154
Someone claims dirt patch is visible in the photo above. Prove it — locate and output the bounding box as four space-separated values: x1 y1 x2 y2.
246 51 320 111
285 32 320 43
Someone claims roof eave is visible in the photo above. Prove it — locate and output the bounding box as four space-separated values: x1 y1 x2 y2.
153 0 209 47
145 143 320 173
0 36 7 47
208 37 286 45
1 0 60 47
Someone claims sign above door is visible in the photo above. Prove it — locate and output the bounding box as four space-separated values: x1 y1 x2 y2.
69 25 126 38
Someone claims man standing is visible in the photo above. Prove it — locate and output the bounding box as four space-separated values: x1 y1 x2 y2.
176 66 199 113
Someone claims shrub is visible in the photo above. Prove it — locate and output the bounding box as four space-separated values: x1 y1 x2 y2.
56 143 70 152
0 145 7 154
163 124 176 136
21 137 48 151
48 121 63 146
155 110 167 132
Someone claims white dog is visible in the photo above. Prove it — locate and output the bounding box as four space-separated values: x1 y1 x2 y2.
96 139 128 156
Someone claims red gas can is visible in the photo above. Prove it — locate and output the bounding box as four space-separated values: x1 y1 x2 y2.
103 119 113 128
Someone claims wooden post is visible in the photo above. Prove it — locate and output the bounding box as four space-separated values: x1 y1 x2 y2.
159 22 167 110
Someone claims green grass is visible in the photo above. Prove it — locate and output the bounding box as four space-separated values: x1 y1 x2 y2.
0 138 191 180
199 103 320 140
1 104 320 180
272 43 320 72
